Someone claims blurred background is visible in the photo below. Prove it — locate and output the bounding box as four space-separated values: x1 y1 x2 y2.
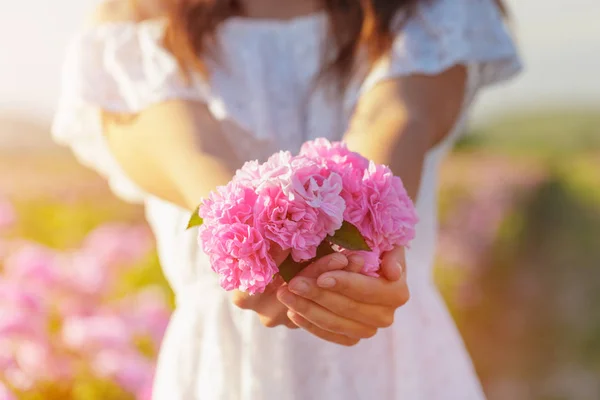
0 0 598 399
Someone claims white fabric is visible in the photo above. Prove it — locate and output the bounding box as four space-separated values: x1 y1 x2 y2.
52 0 521 398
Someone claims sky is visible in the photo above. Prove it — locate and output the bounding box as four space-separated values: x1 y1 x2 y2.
0 0 598 128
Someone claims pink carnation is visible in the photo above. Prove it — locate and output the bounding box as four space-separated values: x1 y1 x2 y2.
342 249 382 277
235 152 294 191
254 156 345 262
199 182 257 226
345 162 418 254
300 138 368 206
199 223 277 294
300 138 369 170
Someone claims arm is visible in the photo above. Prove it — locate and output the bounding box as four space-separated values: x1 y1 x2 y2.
279 66 467 344
345 65 467 200
103 100 240 210
89 1 233 210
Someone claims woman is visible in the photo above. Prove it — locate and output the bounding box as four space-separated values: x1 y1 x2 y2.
53 0 521 398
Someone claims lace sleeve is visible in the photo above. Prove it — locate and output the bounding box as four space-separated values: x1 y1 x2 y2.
347 0 522 108
51 20 210 203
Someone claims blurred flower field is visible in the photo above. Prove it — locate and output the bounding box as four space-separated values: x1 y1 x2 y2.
1 109 599 399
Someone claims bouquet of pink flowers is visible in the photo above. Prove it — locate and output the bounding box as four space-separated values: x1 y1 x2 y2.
188 139 418 294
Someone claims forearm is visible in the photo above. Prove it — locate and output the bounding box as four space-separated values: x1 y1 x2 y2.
343 66 466 201
344 116 430 201
104 100 239 210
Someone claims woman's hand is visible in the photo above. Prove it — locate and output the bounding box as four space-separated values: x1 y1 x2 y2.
231 249 350 329
276 246 409 346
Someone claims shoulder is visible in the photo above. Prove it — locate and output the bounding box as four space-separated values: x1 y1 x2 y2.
88 0 166 26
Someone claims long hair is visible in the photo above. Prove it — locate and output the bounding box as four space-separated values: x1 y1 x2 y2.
151 0 508 87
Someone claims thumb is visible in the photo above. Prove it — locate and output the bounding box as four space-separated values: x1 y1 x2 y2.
380 246 405 282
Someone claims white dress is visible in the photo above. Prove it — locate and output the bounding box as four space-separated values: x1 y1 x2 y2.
52 0 521 398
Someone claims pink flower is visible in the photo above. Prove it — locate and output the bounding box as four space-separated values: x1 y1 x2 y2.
234 152 293 191
120 287 171 347
3 243 62 289
345 162 418 254
62 313 133 351
81 223 153 268
300 138 369 171
342 249 382 277
60 251 110 297
14 339 72 382
199 223 277 294
234 160 262 186
253 156 345 262
92 349 154 394
0 197 16 230
0 381 17 400
254 186 323 261
199 182 257 226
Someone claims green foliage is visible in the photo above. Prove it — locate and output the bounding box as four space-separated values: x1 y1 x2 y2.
457 109 600 157
327 221 371 252
186 205 203 229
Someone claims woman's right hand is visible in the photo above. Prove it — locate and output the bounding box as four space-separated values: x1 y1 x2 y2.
230 248 349 329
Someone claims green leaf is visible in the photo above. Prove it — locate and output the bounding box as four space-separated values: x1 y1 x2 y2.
278 241 336 283
327 221 371 251
278 256 310 283
186 205 204 230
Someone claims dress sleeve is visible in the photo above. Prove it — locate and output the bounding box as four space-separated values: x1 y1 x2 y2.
51 20 211 203
347 0 522 108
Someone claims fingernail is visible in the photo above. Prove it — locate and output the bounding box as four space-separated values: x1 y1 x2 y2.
396 261 404 276
328 253 348 268
318 277 336 288
290 279 309 295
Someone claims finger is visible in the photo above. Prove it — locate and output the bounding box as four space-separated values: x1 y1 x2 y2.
345 254 365 273
380 246 405 282
288 277 395 328
286 320 300 329
316 270 410 308
256 294 292 328
277 287 376 339
297 253 348 279
287 311 360 347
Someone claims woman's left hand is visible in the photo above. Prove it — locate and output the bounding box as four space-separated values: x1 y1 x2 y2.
276 246 409 346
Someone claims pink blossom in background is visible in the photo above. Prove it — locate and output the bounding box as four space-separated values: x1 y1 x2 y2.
81 223 154 269
92 349 154 395
201 223 277 294
62 313 133 352
0 215 164 398
0 381 16 400
119 286 171 347
61 251 110 298
0 197 16 231
136 380 155 400
14 339 72 383
2 242 62 290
